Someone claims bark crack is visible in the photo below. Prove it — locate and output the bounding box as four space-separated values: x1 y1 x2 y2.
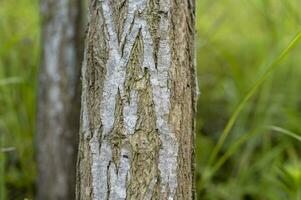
77 0 196 199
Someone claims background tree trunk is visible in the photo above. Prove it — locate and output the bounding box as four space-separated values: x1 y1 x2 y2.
76 0 196 199
36 0 83 199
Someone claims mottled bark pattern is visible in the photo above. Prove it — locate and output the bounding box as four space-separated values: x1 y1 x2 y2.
76 0 196 199
37 0 83 199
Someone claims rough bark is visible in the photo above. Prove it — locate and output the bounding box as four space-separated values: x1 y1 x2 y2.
36 0 83 199
76 0 196 199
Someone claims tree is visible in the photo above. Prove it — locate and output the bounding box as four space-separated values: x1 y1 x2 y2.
36 0 83 199
76 0 196 199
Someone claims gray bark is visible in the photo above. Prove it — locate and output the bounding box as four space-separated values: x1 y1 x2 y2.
76 0 196 199
36 0 83 199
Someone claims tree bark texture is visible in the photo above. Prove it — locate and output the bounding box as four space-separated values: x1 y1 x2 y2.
37 0 83 199
76 0 196 199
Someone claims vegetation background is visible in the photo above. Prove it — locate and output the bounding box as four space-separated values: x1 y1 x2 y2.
1 0 301 199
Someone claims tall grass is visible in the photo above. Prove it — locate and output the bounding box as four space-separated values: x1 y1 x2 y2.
196 0 301 199
0 0 39 199
0 129 5 200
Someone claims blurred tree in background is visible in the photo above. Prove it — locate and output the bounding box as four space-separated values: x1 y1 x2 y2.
36 0 83 199
1 0 301 199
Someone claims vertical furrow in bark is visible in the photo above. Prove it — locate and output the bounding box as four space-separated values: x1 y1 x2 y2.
145 0 160 69
152 1 179 197
94 0 143 199
109 0 128 42
169 0 196 199
124 30 161 199
77 0 195 199
76 1 107 199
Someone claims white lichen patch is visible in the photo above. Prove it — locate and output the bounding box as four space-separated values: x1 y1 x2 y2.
109 147 131 199
86 0 179 199
90 134 108 199
140 0 179 197
123 91 138 135
90 0 142 199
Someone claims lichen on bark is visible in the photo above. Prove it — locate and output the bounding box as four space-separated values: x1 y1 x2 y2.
76 0 196 199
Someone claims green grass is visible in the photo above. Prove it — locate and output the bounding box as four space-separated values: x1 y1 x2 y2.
196 0 301 199
208 31 301 168
269 126 301 143
1 0 301 199
0 0 40 199
0 134 5 200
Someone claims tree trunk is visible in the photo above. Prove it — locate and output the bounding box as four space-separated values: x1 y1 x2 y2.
36 0 83 199
76 0 196 199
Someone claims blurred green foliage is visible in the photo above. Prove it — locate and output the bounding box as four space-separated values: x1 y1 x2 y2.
196 0 301 199
1 0 301 199
0 0 39 199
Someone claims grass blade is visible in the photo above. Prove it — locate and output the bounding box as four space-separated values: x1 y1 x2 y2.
268 126 301 142
210 129 260 176
207 31 301 166
0 77 23 86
